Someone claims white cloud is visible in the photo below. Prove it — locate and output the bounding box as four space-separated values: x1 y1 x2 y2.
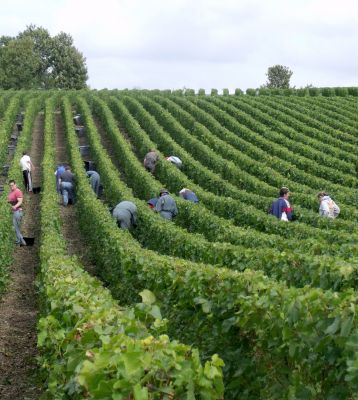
0 0 357 90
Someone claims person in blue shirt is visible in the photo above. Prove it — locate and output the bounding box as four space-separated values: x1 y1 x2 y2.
55 164 65 193
179 188 199 203
269 187 293 221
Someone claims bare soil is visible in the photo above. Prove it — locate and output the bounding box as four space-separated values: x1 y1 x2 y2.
0 114 44 399
55 112 97 274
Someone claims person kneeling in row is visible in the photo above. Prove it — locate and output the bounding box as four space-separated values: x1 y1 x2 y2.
113 201 137 229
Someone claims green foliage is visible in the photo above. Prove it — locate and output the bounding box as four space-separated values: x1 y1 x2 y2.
246 88 256 96
0 25 87 89
265 64 293 89
334 87 349 96
1 88 356 398
184 88 195 96
0 37 40 89
0 93 43 298
258 87 271 96
37 95 224 398
308 87 321 96
347 87 358 96
321 87 335 97
296 87 309 96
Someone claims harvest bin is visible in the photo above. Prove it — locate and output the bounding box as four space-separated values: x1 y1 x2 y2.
84 160 96 171
2 165 9 176
73 114 82 125
79 145 90 157
75 126 86 137
7 145 16 156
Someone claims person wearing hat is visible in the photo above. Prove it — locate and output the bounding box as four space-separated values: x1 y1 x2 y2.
269 187 293 221
179 188 199 203
112 201 137 229
155 189 178 220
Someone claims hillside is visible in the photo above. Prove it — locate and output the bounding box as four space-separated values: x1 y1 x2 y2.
0 89 357 399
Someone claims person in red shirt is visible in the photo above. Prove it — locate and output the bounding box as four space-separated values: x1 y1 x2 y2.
7 180 26 246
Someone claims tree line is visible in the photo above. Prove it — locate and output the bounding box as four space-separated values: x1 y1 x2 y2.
0 25 87 90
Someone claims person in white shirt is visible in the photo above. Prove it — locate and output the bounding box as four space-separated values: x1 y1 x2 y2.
166 156 183 168
19 151 35 192
317 191 340 219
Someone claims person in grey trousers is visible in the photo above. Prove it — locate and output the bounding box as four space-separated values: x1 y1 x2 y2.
86 170 100 197
155 188 178 220
7 180 26 246
112 201 137 229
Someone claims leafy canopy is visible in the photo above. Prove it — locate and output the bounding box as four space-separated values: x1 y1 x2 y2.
0 25 88 89
265 65 293 89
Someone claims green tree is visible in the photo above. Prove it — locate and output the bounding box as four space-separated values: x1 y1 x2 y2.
0 25 88 89
265 65 293 89
0 37 40 89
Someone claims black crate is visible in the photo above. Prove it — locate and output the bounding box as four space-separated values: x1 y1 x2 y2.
2 164 9 176
79 145 90 157
73 114 82 126
7 145 16 155
16 122 23 132
75 126 86 137
84 160 96 171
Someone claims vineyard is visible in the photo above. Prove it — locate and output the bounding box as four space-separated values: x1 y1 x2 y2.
0 89 357 399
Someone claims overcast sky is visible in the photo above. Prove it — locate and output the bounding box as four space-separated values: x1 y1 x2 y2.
1 0 357 92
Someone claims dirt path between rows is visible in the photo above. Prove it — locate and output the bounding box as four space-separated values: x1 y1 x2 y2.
0 113 44 399
55 111 97 274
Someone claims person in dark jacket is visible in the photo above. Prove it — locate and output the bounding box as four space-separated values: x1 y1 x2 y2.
269 187 293 221
179 188 199 203
113 201 137 229
155 189 178 220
